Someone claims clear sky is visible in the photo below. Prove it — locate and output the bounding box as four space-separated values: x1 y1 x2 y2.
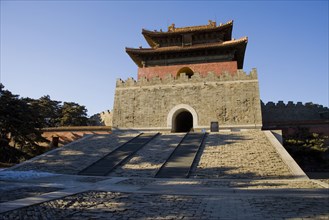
1 1 328 116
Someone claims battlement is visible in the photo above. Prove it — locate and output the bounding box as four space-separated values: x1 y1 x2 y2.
262 101 328 111
116 69 258 88
262 101 329 122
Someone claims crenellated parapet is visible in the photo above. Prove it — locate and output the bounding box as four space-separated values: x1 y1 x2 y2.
261 101 329 122
262 101 328 111
116 68 258 88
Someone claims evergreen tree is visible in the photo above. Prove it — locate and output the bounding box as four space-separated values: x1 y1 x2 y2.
24 95 61 127
0 84 45 148
60 102 88 126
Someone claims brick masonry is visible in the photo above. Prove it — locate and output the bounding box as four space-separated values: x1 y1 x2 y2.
138 61 238 79
112 69 262 130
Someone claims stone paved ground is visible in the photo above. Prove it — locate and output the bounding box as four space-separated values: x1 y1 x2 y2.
1 131 328 219
109 133 185 178
13 133 137 174
0 186 62 203
1 189 328 220
192 130 293 179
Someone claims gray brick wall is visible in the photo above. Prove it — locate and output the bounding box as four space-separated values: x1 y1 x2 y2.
112 69 262 130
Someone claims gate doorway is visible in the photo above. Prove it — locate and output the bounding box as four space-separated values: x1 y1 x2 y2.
173 110 193 132
167 104 198 133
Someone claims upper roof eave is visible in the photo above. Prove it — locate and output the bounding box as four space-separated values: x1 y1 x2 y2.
142 20 233 48
142 20 233 36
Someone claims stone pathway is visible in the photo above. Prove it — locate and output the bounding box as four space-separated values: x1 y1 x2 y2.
0 176 328 220
1 130 328 219
192 130 293 179
109 133 185 178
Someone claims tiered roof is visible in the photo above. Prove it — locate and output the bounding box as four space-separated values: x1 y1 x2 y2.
126 20 247 69
142 20 233 48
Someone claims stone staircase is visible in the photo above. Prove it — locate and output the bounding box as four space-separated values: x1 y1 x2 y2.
12 130 302 180
13 133 137 175
191 130 294 179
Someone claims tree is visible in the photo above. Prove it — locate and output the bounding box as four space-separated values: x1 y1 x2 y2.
0 84 46 149
284 128 329 171
24 95 61 127
60 102 88 126
37 95 62 127
0 84 91 164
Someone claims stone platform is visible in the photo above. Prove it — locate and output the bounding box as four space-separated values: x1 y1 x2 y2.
0 130 328 219
10 130 305 179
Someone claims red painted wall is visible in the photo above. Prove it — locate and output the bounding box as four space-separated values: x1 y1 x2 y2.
137 61 238 80
42 131 112 146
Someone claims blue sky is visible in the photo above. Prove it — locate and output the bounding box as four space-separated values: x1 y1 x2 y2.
1 1 328 116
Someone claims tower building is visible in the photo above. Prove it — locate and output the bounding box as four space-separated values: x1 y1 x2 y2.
113 20 262 132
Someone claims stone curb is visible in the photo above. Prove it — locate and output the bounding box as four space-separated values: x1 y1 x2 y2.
311 179 329 189
263 131 308 179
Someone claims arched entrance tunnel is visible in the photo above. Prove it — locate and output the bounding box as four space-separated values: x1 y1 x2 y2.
173 110 193 132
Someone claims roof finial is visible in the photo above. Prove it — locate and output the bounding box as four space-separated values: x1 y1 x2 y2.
208 20 216 27
168 23 175 32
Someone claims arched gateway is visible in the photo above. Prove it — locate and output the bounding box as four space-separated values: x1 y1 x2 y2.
167 104 198 132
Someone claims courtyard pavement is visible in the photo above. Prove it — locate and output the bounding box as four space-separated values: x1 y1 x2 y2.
0 131 328 219
0 174 328 219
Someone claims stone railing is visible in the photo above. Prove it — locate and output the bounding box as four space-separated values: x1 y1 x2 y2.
116 68 258 88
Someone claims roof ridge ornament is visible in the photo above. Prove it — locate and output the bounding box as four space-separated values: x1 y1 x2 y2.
168 23 175 32
208 20 216 27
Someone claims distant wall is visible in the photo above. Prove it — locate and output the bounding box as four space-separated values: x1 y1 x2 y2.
100 111 113 126
262 101 329 122
261 101 329 139
89 111 113 126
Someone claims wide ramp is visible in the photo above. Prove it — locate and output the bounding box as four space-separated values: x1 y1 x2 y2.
155 132 206 178
79 133 158 176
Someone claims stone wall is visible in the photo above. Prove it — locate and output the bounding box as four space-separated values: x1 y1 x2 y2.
41 126 112 147
261 101 329 122
138 61 237 80
261 101 329 139
89 111 113 126
112 69 262 130
100 111 113 126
